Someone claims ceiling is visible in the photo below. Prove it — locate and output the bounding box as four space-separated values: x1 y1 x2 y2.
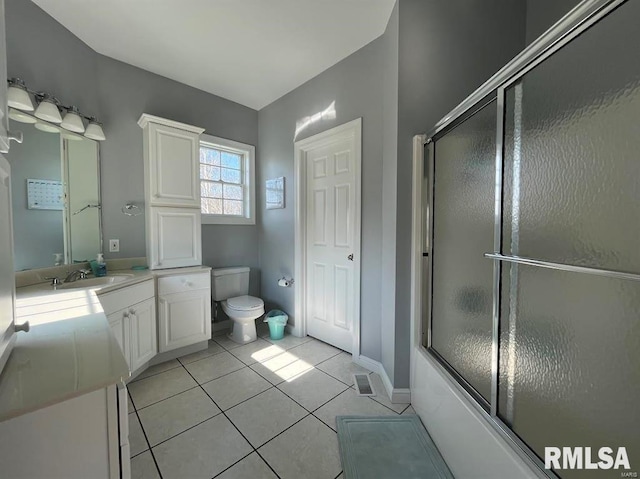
32 0 396 110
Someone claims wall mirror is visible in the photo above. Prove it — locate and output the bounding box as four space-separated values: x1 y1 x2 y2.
8 116 101 271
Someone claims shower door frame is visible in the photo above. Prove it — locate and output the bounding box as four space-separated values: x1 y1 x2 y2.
416 0 633 476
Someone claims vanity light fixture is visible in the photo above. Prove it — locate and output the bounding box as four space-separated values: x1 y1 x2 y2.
8 108 38 124
6 77 106 141
34 94 63 123
7 78 34 111
34 121 61 133
60 106 85 133
84 118 106 141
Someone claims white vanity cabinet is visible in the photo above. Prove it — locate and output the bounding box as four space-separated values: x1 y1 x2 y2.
138 114 205 271
99 279 157 373
157 272 211 352
0 383 130 479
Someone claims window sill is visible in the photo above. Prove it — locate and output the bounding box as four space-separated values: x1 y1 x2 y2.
201 215 255 226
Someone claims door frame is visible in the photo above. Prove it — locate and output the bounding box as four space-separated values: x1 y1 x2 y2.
293 118 362 355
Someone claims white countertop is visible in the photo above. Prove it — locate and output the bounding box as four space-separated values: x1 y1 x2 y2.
0 265 211 422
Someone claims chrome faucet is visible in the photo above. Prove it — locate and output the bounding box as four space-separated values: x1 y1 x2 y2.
64 269 91 283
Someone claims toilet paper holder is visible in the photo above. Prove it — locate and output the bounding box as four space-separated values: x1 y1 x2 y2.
278 277 294 287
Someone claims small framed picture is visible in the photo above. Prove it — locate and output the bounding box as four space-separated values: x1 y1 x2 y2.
266 177 285 209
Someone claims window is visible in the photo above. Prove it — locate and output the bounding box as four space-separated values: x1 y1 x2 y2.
199 134 255 225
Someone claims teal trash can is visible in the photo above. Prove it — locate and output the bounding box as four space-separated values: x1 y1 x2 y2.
264 310 288 340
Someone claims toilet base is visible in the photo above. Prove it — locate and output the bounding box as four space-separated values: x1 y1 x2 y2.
228 318 258 344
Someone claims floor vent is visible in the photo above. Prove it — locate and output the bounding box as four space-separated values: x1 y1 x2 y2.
353 373 375 396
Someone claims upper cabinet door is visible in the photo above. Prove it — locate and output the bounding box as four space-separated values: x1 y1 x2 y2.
147 207 202 270
147 123 200 207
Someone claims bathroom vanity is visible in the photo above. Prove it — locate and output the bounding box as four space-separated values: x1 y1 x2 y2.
0 263 212 478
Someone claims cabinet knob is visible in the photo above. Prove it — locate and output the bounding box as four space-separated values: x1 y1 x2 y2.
15 321 30 333
129 308 136 315
123 312 130 319
186 282 193 287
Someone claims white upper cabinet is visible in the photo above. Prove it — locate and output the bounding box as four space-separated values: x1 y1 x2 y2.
138 114 205 270
147 207 202 269
0 0 9 154
138 115 205 208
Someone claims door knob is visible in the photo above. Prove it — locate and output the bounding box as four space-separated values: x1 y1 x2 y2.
347 254 354 261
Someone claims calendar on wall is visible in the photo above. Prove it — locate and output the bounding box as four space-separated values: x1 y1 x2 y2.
27 179 64 210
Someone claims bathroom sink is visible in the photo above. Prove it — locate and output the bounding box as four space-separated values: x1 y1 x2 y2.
58 274 134 289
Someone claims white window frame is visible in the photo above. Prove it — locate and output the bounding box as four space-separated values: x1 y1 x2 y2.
199 134 255 225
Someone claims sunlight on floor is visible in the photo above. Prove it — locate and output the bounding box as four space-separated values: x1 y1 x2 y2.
251 345 314 382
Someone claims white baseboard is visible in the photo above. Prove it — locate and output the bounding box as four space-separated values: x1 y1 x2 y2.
353 354 412 404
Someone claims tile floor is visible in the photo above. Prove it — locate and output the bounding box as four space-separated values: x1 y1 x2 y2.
127 325 413 479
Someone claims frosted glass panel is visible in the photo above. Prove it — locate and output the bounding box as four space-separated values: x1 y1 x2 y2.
498 264 640 478
430 101 496 402
502 0 640 273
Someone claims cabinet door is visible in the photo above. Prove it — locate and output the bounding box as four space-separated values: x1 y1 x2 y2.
107 310 130 368
148 123 200 207
129 299 157 372
148 207 201 269
158 290 211 353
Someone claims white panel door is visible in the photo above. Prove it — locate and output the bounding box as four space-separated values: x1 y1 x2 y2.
0 155 16 373
305 136 357 351
148 123 200 207
129 299 157 371
157 289 211 353
148 207 202 269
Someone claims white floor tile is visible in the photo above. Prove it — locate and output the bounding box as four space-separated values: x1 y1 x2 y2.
401 405 416 415
183 351 245 384
249 350 306 385
226 388 307 447
264 332 314 349
129 412 149 457
137 387 221 446
132 359 181 382
128 392 135 412
277 368 348 411
178 340 225 364
313 388 397 431
368 373 409 413
316 352 371 386
212 332 245 350
128 367 198 409
130 451 160 479
202 367 272 410
153 415 252 479
229 338 285 366
216 452 277 479
286 339 341 366
259 415 342 479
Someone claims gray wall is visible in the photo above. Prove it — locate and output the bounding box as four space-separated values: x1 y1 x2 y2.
380 3 400 383
8 121 63 270
525 0 581 45
6 0 259 279
393 0 527 387
257 37 385 360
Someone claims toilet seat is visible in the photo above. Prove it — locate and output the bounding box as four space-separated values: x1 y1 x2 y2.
226 295 264 312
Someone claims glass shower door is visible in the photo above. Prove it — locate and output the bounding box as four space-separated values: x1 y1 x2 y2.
498 2 640 476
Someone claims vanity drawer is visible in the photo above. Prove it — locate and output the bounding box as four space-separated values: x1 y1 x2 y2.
157 272 210 295
98 279 154 316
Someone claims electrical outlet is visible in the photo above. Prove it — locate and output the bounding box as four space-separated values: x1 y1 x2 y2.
109 239 120 253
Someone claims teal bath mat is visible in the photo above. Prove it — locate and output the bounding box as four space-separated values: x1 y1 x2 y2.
336 415 453 479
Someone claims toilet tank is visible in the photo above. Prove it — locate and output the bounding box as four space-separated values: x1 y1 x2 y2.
211 267 250 301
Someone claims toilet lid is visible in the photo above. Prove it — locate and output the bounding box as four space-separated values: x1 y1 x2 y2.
227 295 264 311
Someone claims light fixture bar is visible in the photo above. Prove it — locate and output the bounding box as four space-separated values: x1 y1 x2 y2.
6 77 106 141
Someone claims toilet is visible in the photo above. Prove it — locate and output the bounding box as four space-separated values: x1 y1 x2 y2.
212 267 264 344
